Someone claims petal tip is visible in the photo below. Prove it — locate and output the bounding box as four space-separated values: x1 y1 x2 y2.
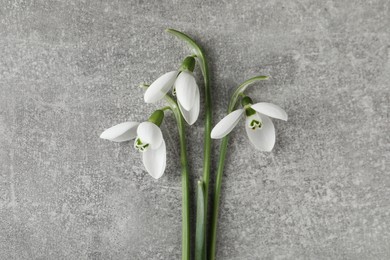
210 129 223 139
279 111 288 121
143 91 156 103
264 146 274 152
150 174 161 180
99 130 112 141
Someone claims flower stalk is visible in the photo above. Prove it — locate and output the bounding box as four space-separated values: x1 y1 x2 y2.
167 97 191 260
209 76 269 260
142 86 192 260
178 111 191 260
167 29 212 260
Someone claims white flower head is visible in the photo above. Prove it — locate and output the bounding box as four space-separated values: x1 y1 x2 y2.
100 110 166 179
144 56 199 125
211 96 287 151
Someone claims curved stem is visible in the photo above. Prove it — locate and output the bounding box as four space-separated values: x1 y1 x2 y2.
228 76 269 112
160 106 172 111
167 29 212 260
209 76 269 260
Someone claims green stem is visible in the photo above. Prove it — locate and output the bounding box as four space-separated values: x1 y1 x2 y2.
195 180 205 260
178 111 191 260
166 29 211 260
209 76 268 260
209 135 229 260
201 43 212 234
141 83 191 260
164 95 191 260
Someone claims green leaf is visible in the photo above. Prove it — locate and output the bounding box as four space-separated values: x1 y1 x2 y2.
195 180 205 260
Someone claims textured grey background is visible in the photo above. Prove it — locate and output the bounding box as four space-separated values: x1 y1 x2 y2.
0 0 389 259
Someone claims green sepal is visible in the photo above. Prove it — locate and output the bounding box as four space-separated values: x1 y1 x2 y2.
245 107 256 117
148 110 164 126
241 96 253 107
180 56 196 72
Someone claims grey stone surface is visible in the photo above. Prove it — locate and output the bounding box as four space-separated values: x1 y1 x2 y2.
0 0 389 259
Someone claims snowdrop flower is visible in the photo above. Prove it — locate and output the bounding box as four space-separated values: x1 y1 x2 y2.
100 110 166 179
144 56 200 125
211 96 287 151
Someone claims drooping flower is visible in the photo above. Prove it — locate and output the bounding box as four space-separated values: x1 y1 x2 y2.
100 110 166 179
144 56 199 125
211 96 287 151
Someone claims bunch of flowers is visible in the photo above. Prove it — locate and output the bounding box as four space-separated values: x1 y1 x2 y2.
100 29 287 260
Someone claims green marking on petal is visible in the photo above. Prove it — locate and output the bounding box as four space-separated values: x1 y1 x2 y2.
249 119 262 130
134 137 149 152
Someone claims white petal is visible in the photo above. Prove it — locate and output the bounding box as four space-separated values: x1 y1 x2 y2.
251 102 288 121
245 113 275 151
210 109 244 139
100 122 139 142
137 122 163 149
178 86 200 125
175 71 197 111
144 71 178 103
142 140 166 179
